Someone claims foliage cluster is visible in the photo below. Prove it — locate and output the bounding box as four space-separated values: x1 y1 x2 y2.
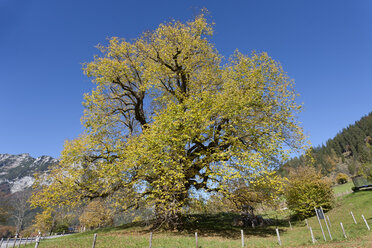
79 200 113 230
0 225 15 238
32 210 54 234
31 207 77 235
284 166 334 219
228 172 285 214
358 163 372 182
54 223 69 234
336 172 348 184
187 172 284 217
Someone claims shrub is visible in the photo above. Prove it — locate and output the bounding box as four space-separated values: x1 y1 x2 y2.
21 225 38 237
284 166 334 219
54 224 69 234
336 173 348 184
0 225 16 238
32 210 55 235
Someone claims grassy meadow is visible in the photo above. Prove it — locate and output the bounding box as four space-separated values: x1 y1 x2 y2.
333 182 353 196
24 184 372 247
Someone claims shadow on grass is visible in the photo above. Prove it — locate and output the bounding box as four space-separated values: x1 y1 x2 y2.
106 212 289 238
352 187 372 193
179 213 289 238
100 221 147 233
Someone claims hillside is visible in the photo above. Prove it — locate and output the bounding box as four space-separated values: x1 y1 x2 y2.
281 111 372 179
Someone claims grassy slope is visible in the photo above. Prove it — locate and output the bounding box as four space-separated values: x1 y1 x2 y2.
26 186 372 248
333 182 353 195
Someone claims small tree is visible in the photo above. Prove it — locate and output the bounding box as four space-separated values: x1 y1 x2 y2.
336 173 348 184
32 209 55 235
284 166 334 219
79 200 113 230
31 207 75 235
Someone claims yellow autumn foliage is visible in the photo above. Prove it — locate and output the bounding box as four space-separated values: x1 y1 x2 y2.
79 200 113 230
31 13 305 227
284 166 334 219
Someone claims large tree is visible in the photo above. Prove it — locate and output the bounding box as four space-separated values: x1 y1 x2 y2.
31 14 305 228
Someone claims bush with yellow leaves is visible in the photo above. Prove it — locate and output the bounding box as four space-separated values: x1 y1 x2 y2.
336 173 348 184
284 166 334 219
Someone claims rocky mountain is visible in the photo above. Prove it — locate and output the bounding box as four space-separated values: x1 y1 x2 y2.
0 153 58 194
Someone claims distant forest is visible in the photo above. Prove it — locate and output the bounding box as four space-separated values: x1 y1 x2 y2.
281 112 372 179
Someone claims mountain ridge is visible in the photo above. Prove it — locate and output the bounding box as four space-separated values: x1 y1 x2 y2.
0 153 58 194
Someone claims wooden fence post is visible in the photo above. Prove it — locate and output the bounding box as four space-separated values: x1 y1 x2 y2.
305 219 308 227
149 232 153 248
24 237 28 247
289 221 292 230
241 230 244 247
350 211 357 224
314 207 326 241
6 237 10 248
327 215 331 227
34 237 40 248
276 228 281 246
320 207 332 240
309 226 316 244
92 233 97 248
195 232 198 248
12 237 17 248
340 222 347 238
362 214 370 231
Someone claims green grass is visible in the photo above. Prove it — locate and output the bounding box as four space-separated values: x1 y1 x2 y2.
25 190 372 247
333 182 354 196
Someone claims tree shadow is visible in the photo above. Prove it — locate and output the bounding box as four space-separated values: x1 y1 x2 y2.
176 213 288 238
97 221 149 234
108 212 290 238
353 187 372 192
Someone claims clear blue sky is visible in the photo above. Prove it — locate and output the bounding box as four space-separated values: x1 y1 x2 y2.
1 0 371 158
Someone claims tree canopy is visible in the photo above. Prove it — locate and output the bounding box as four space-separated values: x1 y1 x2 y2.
31 14 305 228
